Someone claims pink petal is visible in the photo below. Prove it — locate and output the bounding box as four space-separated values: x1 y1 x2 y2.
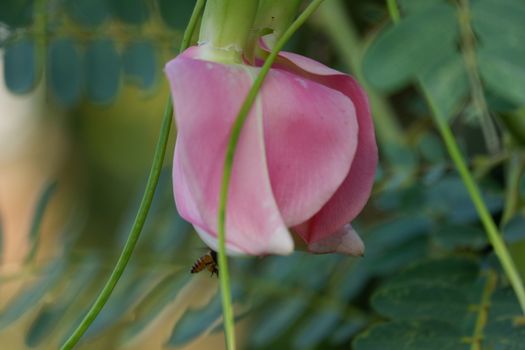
166 47 293 255
307 224 364 256
276 52 378 244
261 68 359 227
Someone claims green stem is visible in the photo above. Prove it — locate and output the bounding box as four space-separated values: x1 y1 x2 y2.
386 0 525 315
467 270 497 350
501 152 524 225
199 0 259 63
60 1 206 349
457 0 499 154
423 80 525 313
386 0 400 23
216 1 327 349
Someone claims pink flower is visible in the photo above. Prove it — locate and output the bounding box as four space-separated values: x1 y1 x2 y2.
165 46 377 256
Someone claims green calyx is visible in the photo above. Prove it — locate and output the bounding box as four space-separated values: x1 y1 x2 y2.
198 0 260 63
197 0 303 64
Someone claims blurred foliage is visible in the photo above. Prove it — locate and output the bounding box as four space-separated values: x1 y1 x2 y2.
2 0 525 349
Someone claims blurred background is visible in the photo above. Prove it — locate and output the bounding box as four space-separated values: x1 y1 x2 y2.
1 0 525 349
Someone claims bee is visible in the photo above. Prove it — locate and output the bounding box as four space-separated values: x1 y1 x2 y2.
191 250 219 277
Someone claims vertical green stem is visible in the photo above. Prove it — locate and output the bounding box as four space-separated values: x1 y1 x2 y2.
457 0 499 154
59 1 206 349
385 0 525 314
386 0 400 23
216 1 326 349
501 152 523 225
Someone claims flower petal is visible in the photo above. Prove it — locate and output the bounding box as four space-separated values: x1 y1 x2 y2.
166 47 293 255
276 52 378 243
307 224 364 256
261 68 358 227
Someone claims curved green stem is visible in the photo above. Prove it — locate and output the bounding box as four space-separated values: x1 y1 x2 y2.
60 1 206 348
216 1 326 349
425 89 525 313
386 0 400 23
457 0 499 154
385 0 525 315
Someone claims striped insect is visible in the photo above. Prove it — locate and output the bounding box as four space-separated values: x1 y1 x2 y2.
190 250 219 277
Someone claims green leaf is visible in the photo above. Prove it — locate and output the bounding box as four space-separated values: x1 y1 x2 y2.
371 281 471 323
167 290 223 346
472 0 525 50
0 0 33 28
64 0 109 27
3 37 36 94
292 309 341 349
354 320 468 350
122 41 157 90
398 0 444 14
26 181 58 263
109 0 149 25
419 53 469 120
48 38 83 107
363 3 458 91
157 0 195 29
433 224 488 250
382 258 480 289
85 39 121 104
330 318 367 345
0 260 66 330
120 273 190 343
418 133 446 163
250 298 308 348
366 236 429 275
425 176 503 224
503 214 525 244
484 288 525 350
478 45 525 107
25 256 100 347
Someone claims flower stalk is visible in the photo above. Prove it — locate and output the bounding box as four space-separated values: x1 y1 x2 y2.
216 0 327 348
59 1 207 349
386 0 525 314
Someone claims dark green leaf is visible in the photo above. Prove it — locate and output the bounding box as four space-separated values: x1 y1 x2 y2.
157 0 195 29
371 281 471 323
48 38 83 107
85 39 121 104
363 3 458 91
382 258 480 289
478 45 525 107
354 320 468 350
64 0 109 27
109 0 149 25
250 298 308 348
418 133 446 163
121 274 190 343
25 256 100 347
0 0 33 28
366 236 429 275
398 0 444 14
419 53 469 120
433 224 487 250
292 309 341 349
26 181 58 263
0 260 66 330
3 37 36 94
503 214 525 243
167 290 223 346
330 318 367 345
472 0 525 50
122 41 157 90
